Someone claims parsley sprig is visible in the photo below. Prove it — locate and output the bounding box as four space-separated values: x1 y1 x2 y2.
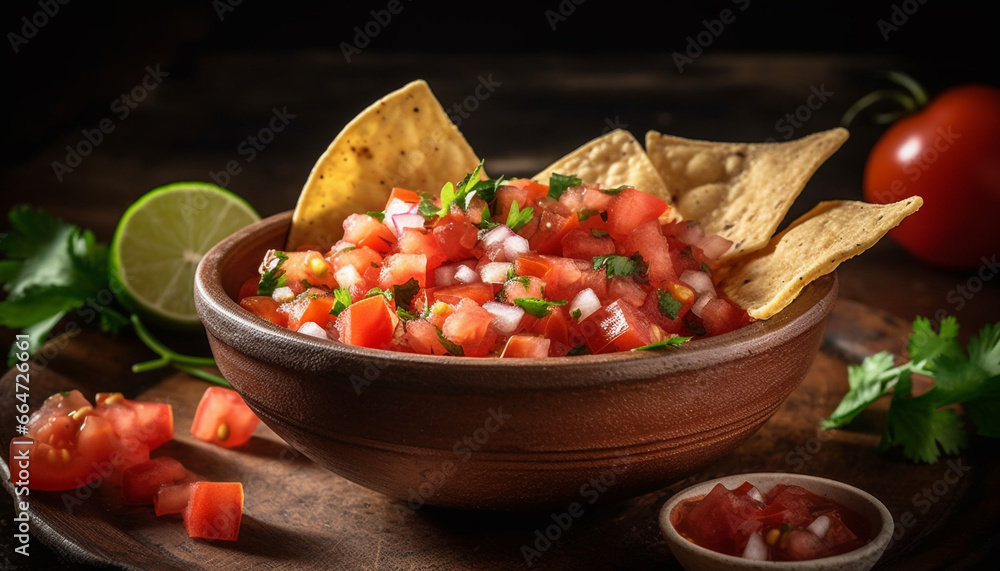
821 316 1000 463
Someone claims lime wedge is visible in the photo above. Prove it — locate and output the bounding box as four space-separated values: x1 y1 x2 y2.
110 182 260 329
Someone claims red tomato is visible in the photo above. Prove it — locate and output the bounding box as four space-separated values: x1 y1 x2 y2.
863 84 1000 269
95 392 174 451
190 387 260 448
500 334 551 358
121 456 192 505
335 294 399 348
155 482 194 516
183 481 244 541
239 295 288 327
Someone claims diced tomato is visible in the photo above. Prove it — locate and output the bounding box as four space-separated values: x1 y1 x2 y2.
94 392 174 451
500 334 551 358
639 284 694 335
606 276 647 308
336 294 399 348
561 228 615 260
432 282 495 306
155 482 194 516
507 178 550 201
497 179 548 220
183 482 244 542
580 299 653 353
397 228 447 271
621 220 676 287
379 254 427 289
121 456 192 506
281 295 336 331
237 276 258 301
239 296 288 327
668 236 708 276
529 209 579 255
674 483 764 555
442 299 498 357
277 250 339 293
699 298 751 337
501 276 545 301
404 319 450 355
432 217 479 261
190 387 260 449
387 187 421 205
343 212 396 253
605 188 670 238
331 245 383 277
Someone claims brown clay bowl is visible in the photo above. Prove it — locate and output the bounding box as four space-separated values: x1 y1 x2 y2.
194 211 838 510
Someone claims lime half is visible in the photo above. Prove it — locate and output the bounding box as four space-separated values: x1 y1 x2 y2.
110 182 260 329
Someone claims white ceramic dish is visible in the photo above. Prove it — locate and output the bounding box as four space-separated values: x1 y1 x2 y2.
659 473 893 571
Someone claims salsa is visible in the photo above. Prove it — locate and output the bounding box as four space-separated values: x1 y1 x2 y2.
239 169 751 357
672 481 873 561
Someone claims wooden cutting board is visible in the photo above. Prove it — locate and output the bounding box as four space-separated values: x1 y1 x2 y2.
2 299 997 570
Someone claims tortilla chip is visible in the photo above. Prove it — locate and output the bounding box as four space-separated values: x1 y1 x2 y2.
532 130 674 213
718 197 923 319
645 128 848 260
287 80 482 250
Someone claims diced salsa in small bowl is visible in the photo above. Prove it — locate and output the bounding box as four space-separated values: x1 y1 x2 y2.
237 166 750 357
659 473 893 570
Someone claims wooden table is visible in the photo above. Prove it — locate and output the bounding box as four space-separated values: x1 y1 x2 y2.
2 48 999 569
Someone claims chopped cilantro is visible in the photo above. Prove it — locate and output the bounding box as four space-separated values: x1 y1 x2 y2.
567 344 591 356
506 200 534 232
396 307 420 321
257 250 288 296
821 317 1000 463
329 287 353 316
435 327 465 356
700 261 713 275
577 209 596 222
366 211 385 222
656 289 682 320
590 229 609 238
633 336 692 351
570 308 582 320
592 253 648 282
548 173 582 200
392 278 420 310
513 297 567 318
506 265 518 281
601 185 629 195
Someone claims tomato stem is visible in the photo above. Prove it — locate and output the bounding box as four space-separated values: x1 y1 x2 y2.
841 71 930 128
887 70 929 107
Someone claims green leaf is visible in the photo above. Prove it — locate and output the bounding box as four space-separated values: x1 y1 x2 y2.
656 289 682 320
0 284 90 328
366 211 385 222
601 185 629 195
593 253 648 281
1 206 89 297
392 278 421 310
330 287 353 316
570 308 582 320
548 173 582 200
257 251 288 296
633 336 693 351
820 351 897 429
968 322 1000 377
506 200 534 232
435 327 465 356
964 375 1000 437
513 297 567 318
6 311 66 367
566 344 591 356
883 376 967 463
908 316 962 367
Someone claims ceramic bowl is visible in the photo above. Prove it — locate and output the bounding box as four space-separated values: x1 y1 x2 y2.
193 212 838 510
659 473 893 570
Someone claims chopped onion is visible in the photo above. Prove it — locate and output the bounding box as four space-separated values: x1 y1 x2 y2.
678 222 705 245
334 265 363 289
391 213 425 236
741 531 768 561
502 234 530 261
297 321 329 340
434 264 458 287
383 199 413 234
690 291 716 318
483 301 525 335
746 486 764 504
481 225 515 261
479 262 513 284
454 264 479 284
679 270 715 297
271 286 294 303
807 515 831 539
570 288 601 321
697 234 733 260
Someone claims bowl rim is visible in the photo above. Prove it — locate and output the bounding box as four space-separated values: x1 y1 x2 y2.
658 472 894 568
195 211 838 385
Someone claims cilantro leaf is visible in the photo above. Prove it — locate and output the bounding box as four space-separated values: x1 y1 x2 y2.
820 351 898 429
908 316 962 368
882 375 967 463
601 185 629 195
435 327 465 356
633 336 692 351
257 250 288 296
548 173 582 200
656 289 682 320
593 253 648 282
964 376 1000 437
392 278 421 310
366 211 385 222
330 287 353 316
506 200 534 232
968 322 1000 377
513 297 567 318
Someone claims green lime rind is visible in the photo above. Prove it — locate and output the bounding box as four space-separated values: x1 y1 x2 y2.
110 182 260 331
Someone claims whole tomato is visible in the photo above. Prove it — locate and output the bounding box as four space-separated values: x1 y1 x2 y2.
863 83 1000 269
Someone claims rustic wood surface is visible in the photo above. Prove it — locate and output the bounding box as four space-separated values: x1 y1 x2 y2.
1 299 997 570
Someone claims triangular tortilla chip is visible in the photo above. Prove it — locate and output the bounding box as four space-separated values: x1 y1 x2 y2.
287 80 482 250
532 130 675 214
718 197 923 319
645 128 848 260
